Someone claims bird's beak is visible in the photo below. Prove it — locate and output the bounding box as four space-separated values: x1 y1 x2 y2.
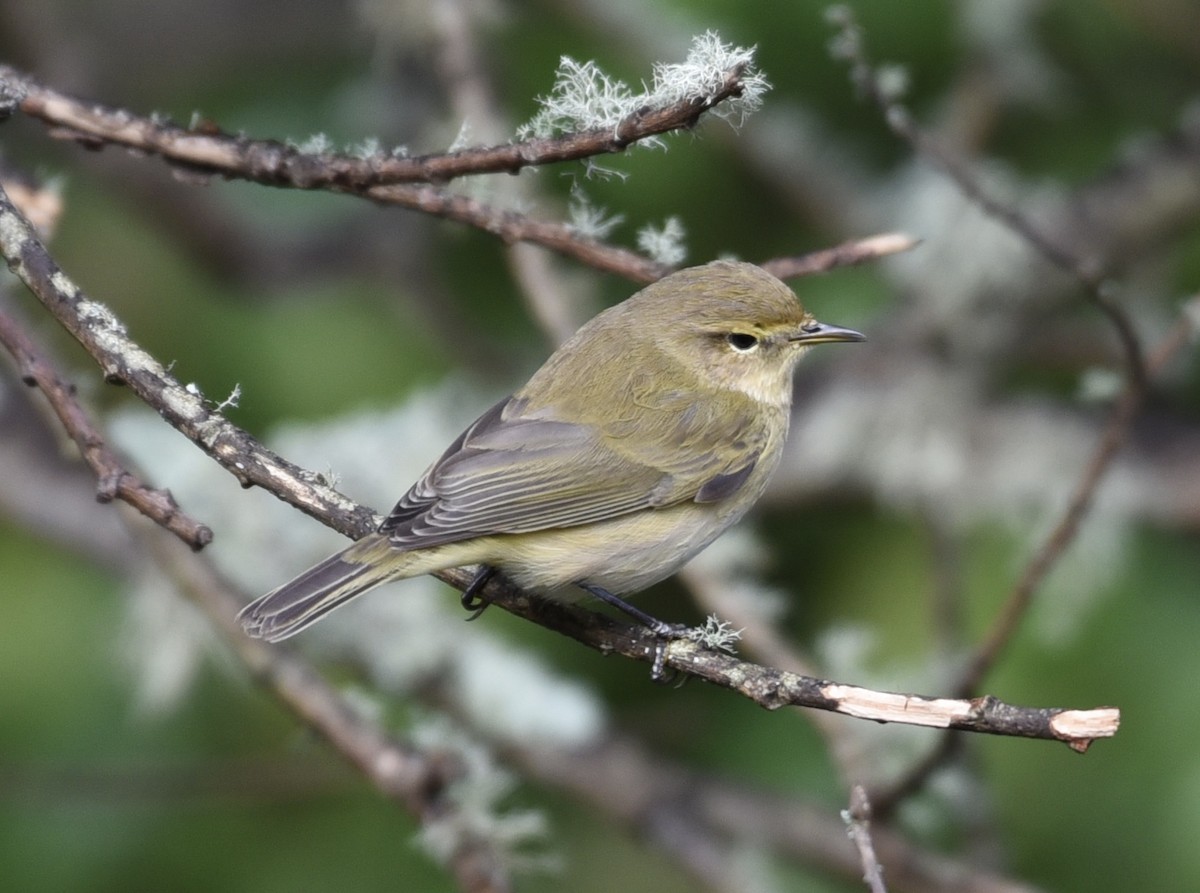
789 322 866 345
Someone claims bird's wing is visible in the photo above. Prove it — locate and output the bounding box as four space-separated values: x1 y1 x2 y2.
379 394 764 549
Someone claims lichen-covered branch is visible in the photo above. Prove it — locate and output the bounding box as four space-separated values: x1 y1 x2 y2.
0 302 212 549
0 182 377 540
2 54 753 188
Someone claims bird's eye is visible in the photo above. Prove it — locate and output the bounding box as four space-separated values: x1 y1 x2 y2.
726 332 759 352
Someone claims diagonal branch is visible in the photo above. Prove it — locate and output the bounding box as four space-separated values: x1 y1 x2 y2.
135 519 515 893
827 6 1146 387
761 232 919 280
0 301 212 549
954 296 1200 697
0 182 378 540
365 182 670 282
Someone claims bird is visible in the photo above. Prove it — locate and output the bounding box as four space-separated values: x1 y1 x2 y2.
238 260 864 643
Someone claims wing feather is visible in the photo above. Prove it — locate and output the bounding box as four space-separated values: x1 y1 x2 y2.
379 390 767 550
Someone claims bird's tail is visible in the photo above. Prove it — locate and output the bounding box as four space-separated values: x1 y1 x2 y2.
238 533 412 642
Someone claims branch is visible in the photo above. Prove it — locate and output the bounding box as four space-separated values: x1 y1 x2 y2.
826 6 1160 698
0 182 1117 748
827 6 1147 388
761 232 919 280
386 562 1120 747
3 62 751 188
2 65 915 286
134 520 515 893
367 182 670 282
844 786 888 893
364 188 917 282
0 181 377 540
0 302 212 549
955 296 1200 696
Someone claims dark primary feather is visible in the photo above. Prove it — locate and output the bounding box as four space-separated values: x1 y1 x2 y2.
694 459 760 503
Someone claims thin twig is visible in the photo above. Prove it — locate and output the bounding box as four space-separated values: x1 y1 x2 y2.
844 785 888 893
761 232 919 280
872 299 1197 811
826 5 1145 386
0 302 212 549
956 299 1198 696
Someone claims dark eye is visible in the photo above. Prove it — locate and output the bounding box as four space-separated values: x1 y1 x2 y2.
726 332 759 352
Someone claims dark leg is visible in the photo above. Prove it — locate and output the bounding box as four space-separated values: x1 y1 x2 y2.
461 565 497 621
577 582 689 682
576 582 688 636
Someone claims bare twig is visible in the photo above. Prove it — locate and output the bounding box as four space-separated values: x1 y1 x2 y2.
956 298 1199 696
844 785 888 893
0 302 212 549
761 232 919 280
826 6 1146 387
826 6 1157 701
870 297 1198 813
368 172 670 282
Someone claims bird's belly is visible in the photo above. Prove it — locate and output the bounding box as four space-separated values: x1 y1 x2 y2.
482 501 745 599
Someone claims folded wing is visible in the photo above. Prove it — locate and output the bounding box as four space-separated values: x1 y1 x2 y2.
380 394 764 548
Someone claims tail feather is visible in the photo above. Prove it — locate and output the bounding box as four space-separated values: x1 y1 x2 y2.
238 534 406 642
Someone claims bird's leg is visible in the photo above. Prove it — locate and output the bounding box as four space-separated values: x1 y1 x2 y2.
576 582 687 635
461 565 498 621
576 582 689 682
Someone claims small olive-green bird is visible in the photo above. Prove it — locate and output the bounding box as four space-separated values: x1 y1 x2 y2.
239 260 864 642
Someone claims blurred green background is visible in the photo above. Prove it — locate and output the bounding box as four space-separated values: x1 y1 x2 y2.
2 1 1199 891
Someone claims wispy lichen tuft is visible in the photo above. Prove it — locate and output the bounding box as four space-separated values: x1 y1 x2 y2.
518 31 769 140
637 216 688 266
412 717 559 875
566 185 625 240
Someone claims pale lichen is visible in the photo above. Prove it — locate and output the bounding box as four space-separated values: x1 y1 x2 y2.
518 31 769 140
